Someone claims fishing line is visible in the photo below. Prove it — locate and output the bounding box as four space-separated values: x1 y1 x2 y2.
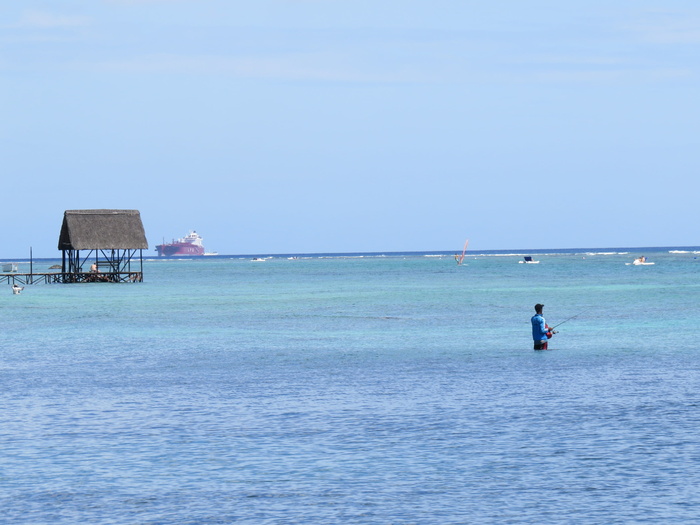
551 309 588 330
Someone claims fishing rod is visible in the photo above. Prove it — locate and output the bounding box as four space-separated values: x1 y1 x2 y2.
550 310 587 330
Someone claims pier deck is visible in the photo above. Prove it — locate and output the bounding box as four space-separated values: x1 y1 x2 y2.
0 272 143 285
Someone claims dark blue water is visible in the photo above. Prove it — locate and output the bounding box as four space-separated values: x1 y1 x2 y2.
1 249 699 523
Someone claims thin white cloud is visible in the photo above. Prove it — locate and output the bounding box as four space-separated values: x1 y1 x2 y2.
17 9 91 28
530 67 693 84
640 23 700 45
505 50 695 84
88 52 428 83
627 9 700 44
104 0 189 3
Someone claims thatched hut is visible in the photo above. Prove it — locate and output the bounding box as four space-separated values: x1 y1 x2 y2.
58 209 148 282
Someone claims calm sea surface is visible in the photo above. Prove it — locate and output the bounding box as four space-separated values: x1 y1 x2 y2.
2 248 700 523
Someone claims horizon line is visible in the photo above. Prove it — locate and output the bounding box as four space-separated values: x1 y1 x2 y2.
4 244 699 261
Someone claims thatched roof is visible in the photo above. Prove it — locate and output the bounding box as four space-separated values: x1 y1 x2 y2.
58 210 148 250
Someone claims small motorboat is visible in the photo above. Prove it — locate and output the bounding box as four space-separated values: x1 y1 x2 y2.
519 256 540 264
2 263 18 273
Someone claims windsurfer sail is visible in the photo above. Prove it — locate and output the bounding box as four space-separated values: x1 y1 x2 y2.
457 239 469 265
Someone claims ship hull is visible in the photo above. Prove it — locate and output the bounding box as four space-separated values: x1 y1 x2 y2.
155 243 205 256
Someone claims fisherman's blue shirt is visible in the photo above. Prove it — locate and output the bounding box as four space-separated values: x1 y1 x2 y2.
531 314 548 341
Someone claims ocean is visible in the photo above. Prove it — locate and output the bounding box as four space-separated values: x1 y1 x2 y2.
2 247 700 523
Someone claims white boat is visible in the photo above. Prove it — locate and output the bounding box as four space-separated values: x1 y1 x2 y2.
627 257 654 266
2 263 18 273
518 256 539 264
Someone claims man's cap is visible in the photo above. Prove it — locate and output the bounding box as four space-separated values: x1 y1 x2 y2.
535 303 544 310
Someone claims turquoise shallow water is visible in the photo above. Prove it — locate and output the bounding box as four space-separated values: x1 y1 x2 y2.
2 249 700 523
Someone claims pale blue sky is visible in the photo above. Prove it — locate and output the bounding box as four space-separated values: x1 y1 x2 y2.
2 1 699 257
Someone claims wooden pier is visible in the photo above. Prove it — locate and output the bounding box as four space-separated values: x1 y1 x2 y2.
2 209 148 286
0 271 143 285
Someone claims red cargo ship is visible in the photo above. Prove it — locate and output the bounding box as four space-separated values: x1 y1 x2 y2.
155 231 205 256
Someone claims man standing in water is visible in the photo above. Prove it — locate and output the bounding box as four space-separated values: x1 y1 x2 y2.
531 303 554 350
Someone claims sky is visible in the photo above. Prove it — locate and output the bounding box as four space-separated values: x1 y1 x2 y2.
2 1 700 257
